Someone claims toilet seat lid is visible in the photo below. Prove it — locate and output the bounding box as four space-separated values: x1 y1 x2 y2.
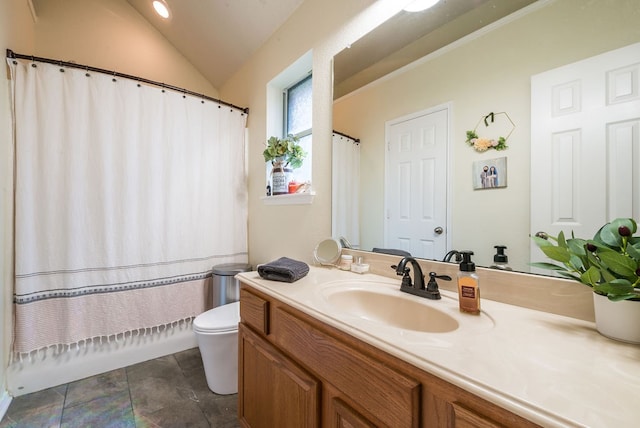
193 301 240 333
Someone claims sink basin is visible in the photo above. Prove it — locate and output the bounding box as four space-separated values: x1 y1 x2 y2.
323 287 459 333
312 279 495 339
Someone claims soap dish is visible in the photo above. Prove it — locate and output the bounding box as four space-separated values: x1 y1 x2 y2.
350 263 370 274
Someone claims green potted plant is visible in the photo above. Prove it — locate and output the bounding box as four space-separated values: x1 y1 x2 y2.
263 134 306 169
531 218 640 343
263 134 306 195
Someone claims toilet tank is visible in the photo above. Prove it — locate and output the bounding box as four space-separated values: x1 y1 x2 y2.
211 263 252 308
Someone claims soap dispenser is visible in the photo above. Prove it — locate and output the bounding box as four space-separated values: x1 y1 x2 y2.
490 245 513 271
457 251 480 314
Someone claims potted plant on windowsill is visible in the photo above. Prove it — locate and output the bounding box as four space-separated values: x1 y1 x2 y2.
263 134 306 195
531 218 640 344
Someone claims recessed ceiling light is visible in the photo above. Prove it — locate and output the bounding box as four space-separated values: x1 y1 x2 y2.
403 0 440 12
152 0 170 19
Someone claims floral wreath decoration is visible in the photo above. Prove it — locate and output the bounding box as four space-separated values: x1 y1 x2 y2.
465 111 515 152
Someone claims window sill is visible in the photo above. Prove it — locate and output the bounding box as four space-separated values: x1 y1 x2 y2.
261 192 316 205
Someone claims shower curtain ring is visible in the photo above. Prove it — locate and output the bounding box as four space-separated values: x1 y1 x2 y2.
112 71 117 82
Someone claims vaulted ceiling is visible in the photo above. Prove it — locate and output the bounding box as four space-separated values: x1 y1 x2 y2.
125 0 537 94
126 0 305 89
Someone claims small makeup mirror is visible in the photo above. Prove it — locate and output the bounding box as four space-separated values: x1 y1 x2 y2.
313 238 342 266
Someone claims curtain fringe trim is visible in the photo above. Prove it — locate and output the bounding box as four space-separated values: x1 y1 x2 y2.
11 317 195 363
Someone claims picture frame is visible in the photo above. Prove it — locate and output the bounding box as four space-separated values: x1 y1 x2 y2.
473 157 507 190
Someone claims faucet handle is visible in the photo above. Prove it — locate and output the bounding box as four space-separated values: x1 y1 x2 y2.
426 272 451 295
429 272 452 282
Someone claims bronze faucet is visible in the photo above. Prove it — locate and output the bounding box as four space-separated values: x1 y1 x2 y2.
392 257 451 300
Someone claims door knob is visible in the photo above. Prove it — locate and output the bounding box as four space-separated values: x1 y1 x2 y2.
434 226 443 235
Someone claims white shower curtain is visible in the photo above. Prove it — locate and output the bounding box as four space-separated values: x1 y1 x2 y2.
332 132 360 249
8 58 248 356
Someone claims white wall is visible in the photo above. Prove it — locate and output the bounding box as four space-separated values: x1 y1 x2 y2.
221 0 412 266
31 0 216 95
333 0 640 270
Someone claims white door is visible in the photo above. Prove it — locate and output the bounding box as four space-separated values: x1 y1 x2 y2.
531 42 640 267
385 105 449 259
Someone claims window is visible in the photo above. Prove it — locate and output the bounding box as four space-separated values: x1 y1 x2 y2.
285 74 312 137
264 51 314 203
284 73 312 186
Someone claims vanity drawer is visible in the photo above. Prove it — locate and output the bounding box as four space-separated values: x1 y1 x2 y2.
272 306 420 428
240 286 270 335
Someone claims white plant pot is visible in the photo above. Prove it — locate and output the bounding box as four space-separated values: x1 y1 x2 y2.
592 293 640 344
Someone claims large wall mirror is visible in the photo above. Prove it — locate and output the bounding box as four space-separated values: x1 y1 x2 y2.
332 0 640 273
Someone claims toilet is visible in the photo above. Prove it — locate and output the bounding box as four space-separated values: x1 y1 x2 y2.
193 262 251 395
193 301 240 394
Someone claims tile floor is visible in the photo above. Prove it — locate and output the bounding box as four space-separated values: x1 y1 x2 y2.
0 347 240 428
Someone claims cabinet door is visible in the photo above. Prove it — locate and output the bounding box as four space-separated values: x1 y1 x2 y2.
238 323 320 428
329 397 377 428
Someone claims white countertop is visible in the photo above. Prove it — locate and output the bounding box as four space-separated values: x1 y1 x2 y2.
237 267 640 428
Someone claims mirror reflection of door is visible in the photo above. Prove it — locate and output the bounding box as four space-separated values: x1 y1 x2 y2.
385 105 449 259
530 42 640 270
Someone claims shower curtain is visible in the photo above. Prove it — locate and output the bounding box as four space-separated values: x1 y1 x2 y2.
332 132 360 249
8 58 248 356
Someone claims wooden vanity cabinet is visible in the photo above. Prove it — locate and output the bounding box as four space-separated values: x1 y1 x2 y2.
238 284 540 428
238 323 319 428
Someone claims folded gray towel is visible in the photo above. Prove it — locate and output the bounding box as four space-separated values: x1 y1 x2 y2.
257 257 309 283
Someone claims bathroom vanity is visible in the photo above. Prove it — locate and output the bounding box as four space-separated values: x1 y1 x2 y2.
236 267 640 427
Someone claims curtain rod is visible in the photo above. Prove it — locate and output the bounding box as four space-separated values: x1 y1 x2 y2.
333 130 360 143
6 49 249 115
